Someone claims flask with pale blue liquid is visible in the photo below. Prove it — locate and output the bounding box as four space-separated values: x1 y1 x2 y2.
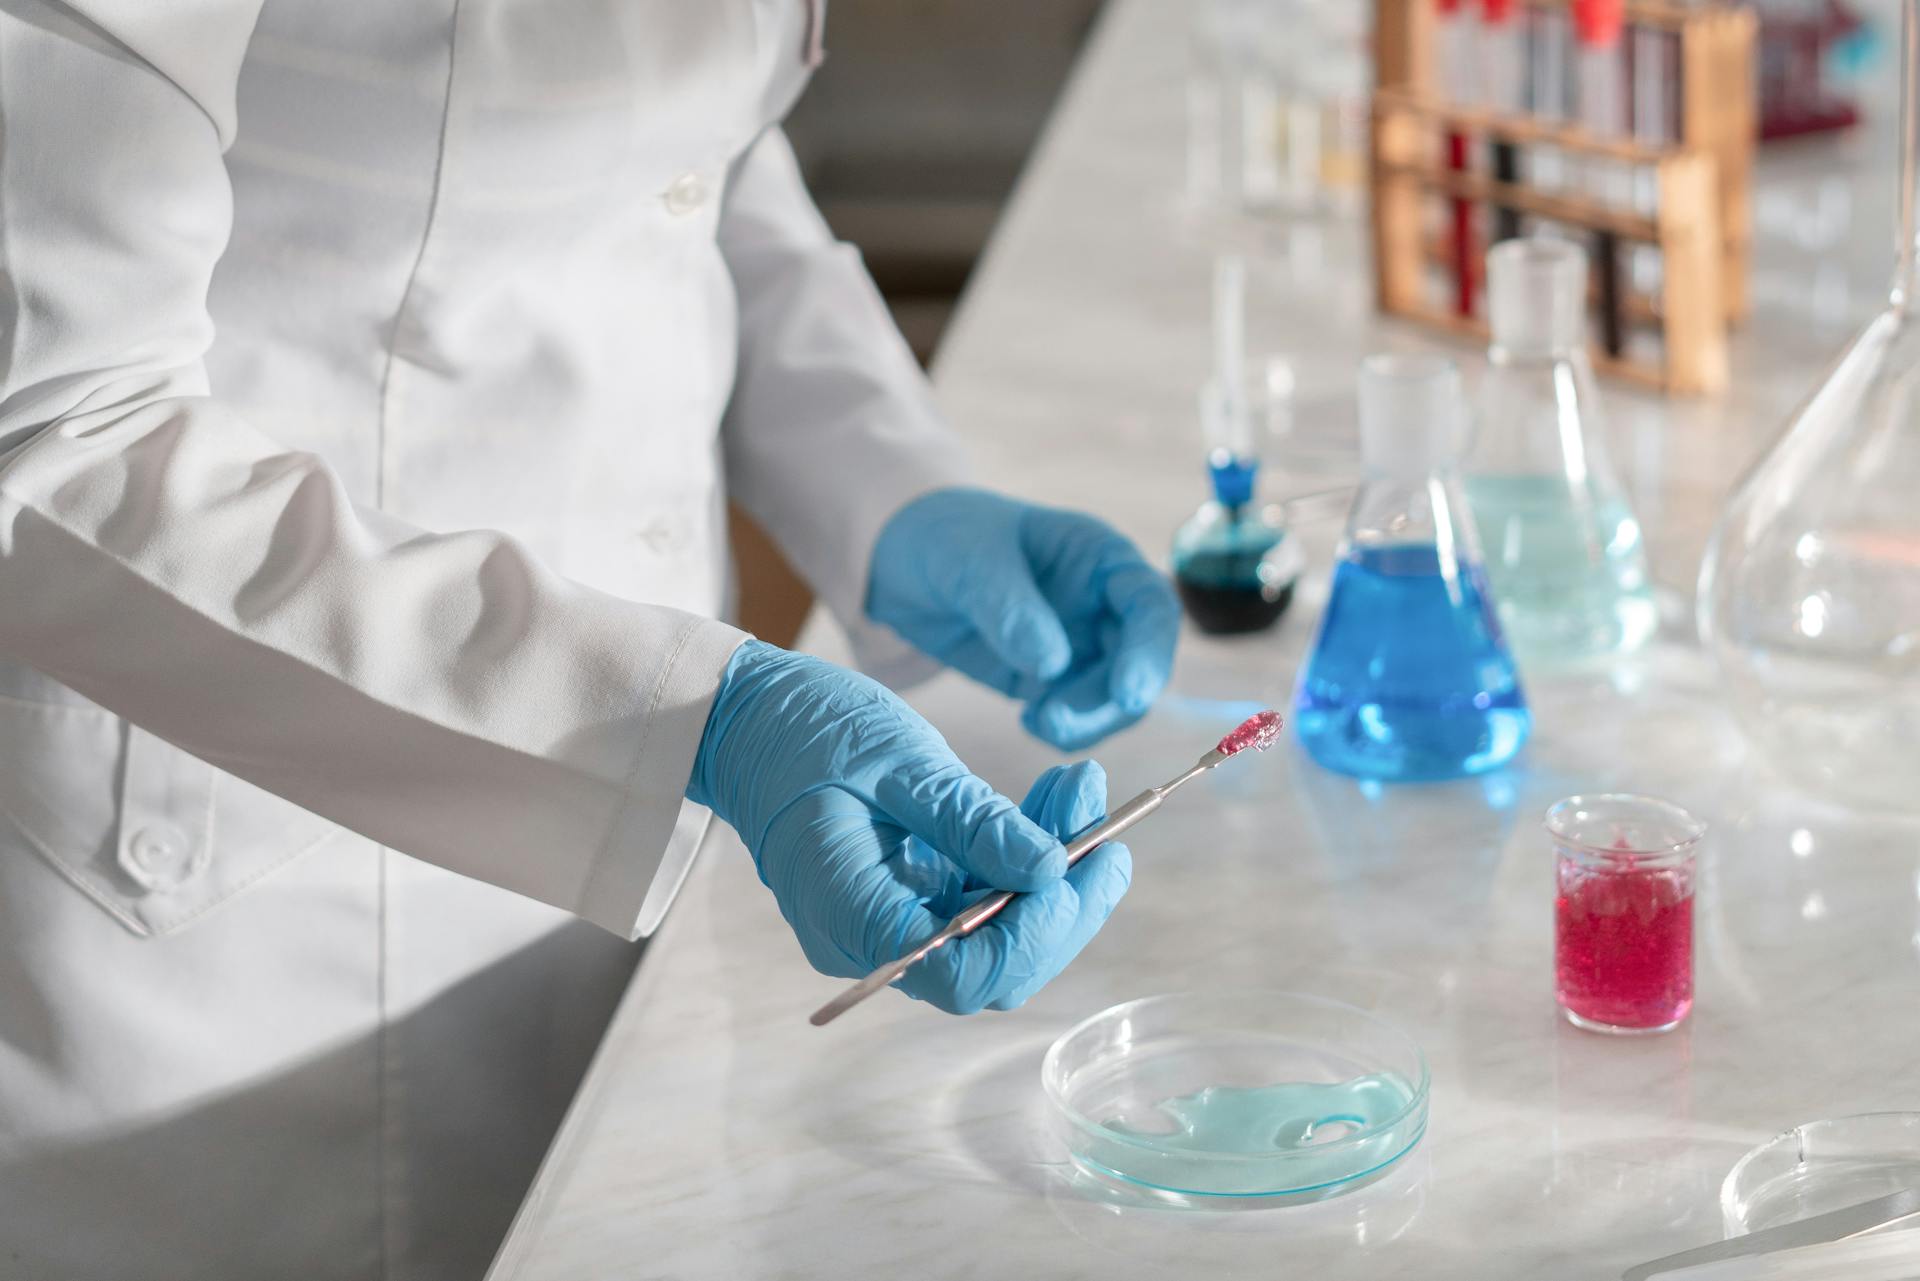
1464 237 1657 666
1295 354 1530 781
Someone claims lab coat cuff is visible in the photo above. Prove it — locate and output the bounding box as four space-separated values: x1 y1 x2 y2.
578 617 749 939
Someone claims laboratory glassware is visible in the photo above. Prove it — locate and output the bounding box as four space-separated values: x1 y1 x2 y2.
1311 2 1371 210
1574 0 1630 356
1549 794 1703 1035
1629 1232 1920 1281
1722 1117 1920 1234
1482 0 1526 242
1187 0 1271 215
1171 456 1303 633
1697 0 1920 815
810 711 1284 1026
1186 0 1317 218
1042 991 1429 1200
1626 1187 1920 1281
1294 354 1529 781
1173 260 1304 632
1631 7 1677 305
1438 0 1479 316
1465 238 1658 664
1529 0 1572 190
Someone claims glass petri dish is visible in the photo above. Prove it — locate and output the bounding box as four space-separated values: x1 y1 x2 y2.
1721 1114 1920 1235
1041 991 1429 1203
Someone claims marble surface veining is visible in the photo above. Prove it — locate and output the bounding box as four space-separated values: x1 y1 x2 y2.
488 1 1920 1276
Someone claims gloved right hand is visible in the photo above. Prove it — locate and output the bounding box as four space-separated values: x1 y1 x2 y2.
686 639 1131 1014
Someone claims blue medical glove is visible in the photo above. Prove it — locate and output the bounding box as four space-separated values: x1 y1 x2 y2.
688 640 1131 1014
867 488 1181 751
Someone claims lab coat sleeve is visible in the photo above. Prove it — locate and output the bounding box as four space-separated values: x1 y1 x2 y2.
0 2 744 936
717 128 973 685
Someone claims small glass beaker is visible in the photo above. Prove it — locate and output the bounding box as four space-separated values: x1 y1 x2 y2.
1548 794 1705 1035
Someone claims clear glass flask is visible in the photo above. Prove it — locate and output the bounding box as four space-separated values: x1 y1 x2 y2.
1294 355 1530 780
1697 0 1920 814
1465 238 1657 666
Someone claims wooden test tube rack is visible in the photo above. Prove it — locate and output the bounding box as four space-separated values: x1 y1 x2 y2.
1371 0 1755 395
1371 92 1727 394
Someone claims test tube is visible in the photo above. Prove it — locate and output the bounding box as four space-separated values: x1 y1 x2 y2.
1573 0 1629 358
1187 0 1280 216
1239 10 1290 213
1313 10 1369 209
1210 254 1249 453
1529 1 1570 190
1481 0 1525 242
1631 11 1680 148
1630 11 1678 316
1438 0 1478 316
1474 0 1520 243
1549 795 1705 1035
1186 7 1232 208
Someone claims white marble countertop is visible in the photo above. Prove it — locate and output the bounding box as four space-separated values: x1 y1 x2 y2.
488 2 1920 1277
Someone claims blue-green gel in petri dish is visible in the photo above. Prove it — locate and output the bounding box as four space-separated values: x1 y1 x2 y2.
1042 993 1431 1202
1081 1075 1420 1196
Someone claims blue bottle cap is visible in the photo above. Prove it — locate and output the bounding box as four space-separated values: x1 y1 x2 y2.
1208 449 1258 508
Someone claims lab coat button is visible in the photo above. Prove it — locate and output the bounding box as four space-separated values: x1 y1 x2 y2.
663 172 709 216
635 517 688 553
122 823 198 892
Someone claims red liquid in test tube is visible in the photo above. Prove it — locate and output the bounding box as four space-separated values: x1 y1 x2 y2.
1438 0 1477 317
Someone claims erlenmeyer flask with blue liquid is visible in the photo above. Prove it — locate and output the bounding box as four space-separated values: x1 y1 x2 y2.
1294 354 1531 781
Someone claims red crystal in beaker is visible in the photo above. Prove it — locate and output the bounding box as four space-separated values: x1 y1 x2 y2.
1554 848 1693 1032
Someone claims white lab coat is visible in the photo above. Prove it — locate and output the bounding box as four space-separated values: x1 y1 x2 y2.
0 1 966 1276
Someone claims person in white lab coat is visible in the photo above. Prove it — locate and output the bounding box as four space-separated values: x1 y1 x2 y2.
0 3 1181 1278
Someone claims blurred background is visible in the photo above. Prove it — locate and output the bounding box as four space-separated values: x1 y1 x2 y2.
781 0 1888 368
784 0 1105 364
743 0 1896 645
734 0 1104 637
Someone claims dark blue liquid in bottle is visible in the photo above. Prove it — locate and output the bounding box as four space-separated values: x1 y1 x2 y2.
1170 454 1303 635
1295 544 1529 781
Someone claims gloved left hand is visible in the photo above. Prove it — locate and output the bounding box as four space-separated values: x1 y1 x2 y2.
867 488 1181 751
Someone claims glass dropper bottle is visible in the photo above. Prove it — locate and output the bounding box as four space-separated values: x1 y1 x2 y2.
1697 0 1920 813
1170 258 1304 634
1170 380 1304 635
